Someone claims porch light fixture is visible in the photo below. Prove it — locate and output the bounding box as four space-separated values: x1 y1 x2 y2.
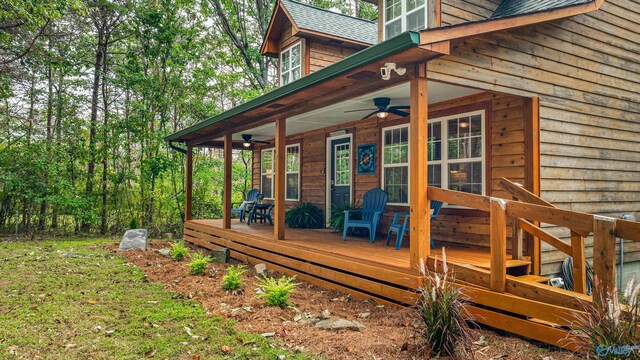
380 63 407 81
376 111 389 119
242 140 252 148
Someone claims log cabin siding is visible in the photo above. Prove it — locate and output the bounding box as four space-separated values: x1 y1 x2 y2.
426 0 640 276
441 0 501 26
251 92 527 247
308 40 358 73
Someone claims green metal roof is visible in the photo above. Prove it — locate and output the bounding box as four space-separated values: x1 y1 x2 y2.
281 0 378 45
166 32 420 143
490 0 592 19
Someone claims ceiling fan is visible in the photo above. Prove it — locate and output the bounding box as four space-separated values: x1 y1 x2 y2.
241 134 270 148
344 97 410 120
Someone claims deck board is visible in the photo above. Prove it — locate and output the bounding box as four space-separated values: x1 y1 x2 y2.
195 219 529 271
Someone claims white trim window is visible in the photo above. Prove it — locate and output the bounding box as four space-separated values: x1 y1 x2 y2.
261 149 274 199
382 124 410 205
383 0 427 40
280 41 302 86
286 144 300 200
428 110 486 195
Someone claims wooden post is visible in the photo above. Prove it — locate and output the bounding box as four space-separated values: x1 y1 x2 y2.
222 134 232 229
274 117 286 240
490 198 507 292
524 97 541 275
185 145 193 221
409 64 429 270
593 215 617 298
511 196 523 260
570 231 586 294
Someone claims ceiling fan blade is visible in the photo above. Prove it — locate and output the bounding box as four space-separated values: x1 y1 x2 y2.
360 110 378 120
391 105 410 110
254 140 271 144
344 108 376 113
389 108 410 117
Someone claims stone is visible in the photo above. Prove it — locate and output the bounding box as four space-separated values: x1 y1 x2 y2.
209 248 230 263
162 232 174 240
254 263 267 275
314 318 365 331
357 311 371 319
156 248 171 257
321 309 331 319
118 229 148 251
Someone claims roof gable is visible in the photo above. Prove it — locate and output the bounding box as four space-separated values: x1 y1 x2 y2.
260 0 377 57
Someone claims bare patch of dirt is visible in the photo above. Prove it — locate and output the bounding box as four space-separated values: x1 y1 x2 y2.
113 241 583 359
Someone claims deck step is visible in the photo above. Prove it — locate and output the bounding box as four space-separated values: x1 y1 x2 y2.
518 274 550 284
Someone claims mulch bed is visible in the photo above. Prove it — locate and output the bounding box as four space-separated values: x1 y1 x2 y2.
112 240 582 359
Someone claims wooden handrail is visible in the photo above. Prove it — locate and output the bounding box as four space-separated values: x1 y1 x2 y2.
518 219 572 255
499 178 554 208
506 201 593 237
616 219 640 242
427 186 491 211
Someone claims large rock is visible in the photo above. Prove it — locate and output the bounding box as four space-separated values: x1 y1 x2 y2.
210 248 230 263
314 317 365 331
118 229 148 251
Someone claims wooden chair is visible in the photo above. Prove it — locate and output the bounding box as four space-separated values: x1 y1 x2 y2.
231 188 260 222
385 200 444 250
342 188 388 243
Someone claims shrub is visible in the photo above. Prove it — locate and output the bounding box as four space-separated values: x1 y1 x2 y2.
417 248 473 357
222 264 247 291
256 274 299 309
568 277 640 358
170 242 188 261
328 202 362 235
188 252 210 275
285 202 324 229
129 218 137 229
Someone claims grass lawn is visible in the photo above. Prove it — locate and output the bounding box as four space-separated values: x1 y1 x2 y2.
0 238 310 359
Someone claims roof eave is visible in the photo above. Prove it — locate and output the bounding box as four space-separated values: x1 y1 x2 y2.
166 32 422 143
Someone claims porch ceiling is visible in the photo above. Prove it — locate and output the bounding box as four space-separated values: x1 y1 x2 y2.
219 81 482 143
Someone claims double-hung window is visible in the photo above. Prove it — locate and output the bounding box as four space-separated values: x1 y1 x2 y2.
382 124 410 205
428 110 485 195
280 41 302 86
286 144 300 200
261 149 274 199
384 0 427 40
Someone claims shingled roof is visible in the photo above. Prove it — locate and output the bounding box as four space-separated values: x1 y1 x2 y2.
490 0 593 19
280 0 377 45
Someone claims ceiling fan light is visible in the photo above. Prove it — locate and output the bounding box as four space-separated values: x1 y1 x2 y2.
242 141 252 148
376 111 389 119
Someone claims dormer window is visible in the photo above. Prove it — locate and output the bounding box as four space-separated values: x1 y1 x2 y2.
384 0 426 40
280 41 302 85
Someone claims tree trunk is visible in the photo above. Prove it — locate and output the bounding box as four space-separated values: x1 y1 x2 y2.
100 42 109 235
38 52 54 230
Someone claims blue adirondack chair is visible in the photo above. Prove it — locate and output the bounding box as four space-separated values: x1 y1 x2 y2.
231 188 261 222
342 188 388 243
385 200 444 250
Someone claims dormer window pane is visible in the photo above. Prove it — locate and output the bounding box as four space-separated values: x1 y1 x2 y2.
384 0 427 40
280 41 302 86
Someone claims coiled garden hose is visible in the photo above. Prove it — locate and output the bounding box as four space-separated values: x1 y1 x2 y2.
561 256 593 295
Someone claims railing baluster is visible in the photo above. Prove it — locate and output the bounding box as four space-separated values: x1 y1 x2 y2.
490 198 507 293
570 231 586 294
593 215 617 298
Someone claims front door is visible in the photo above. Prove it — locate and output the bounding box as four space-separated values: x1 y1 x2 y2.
330 137 351 209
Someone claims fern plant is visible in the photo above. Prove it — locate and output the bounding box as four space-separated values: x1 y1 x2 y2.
256 275 300 308
285 202 324 229
329 202 362 235
170 242 188 261
222 264 247 291
188 252 209 275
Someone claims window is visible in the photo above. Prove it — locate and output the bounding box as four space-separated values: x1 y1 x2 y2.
384 0 426 40
286 144 300 200
280 41 302 85
334 143 351 186
428 110 485 195
382 124 410 205
261 149 274 199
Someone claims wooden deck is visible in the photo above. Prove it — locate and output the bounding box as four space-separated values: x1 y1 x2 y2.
183 218 590 351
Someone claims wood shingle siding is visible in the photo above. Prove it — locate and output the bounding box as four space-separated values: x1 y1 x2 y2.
427 0 640 276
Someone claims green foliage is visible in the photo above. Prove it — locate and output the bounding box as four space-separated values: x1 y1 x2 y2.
170 242 188 261
568 278 640 358
285 202 324 229
417 249 473 357
222 264 247 291
256 275 300 309
329 202 362 234
188 252 210 275
129 218 138 230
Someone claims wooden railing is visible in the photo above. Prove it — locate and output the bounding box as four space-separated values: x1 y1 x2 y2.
427 179 640 298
